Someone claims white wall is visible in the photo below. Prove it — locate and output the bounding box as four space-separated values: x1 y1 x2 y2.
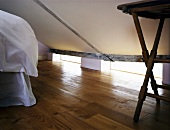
38 42 49 60
40 0 170 55
0 0 169 55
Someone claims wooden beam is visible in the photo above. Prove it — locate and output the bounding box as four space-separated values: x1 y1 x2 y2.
50 49 170 62
50 49 141 62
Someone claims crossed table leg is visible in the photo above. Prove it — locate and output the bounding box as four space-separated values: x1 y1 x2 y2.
132 13 165 122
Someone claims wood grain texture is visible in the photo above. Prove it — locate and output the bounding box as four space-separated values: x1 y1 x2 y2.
85 114 133 130
0 61 170 130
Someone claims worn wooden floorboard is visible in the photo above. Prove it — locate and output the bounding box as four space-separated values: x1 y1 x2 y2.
0 61 170 130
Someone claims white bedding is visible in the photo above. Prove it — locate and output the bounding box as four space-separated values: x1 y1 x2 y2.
0 10 38 77
0 10 38 107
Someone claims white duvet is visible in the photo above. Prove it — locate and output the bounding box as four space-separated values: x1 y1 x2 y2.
0 10 38 77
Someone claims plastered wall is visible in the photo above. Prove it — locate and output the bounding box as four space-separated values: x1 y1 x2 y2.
0 0 169 55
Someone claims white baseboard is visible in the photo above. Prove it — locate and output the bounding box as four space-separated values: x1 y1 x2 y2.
38 54 47 60
162 63 170 85
81 57 101 70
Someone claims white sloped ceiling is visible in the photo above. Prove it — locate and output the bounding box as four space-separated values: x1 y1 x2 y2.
0 0 169 55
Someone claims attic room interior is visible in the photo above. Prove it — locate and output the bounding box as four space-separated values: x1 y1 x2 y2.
0 0 170 129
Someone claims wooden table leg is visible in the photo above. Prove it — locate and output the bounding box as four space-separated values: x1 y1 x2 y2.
132 13 159 101
132 13 165 122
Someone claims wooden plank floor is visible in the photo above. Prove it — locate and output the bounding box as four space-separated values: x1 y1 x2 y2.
0 60 170 130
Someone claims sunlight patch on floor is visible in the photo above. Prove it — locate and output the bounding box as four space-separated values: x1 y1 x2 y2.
52 54 163 92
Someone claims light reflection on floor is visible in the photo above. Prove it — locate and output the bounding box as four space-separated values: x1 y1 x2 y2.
52 54 164 95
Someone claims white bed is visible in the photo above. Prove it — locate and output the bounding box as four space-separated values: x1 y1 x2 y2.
0 10 38 107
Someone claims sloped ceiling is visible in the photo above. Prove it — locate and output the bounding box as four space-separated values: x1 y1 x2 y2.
0 0 169 55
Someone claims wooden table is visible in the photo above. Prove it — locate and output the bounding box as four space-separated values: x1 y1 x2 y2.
117 0 170 122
